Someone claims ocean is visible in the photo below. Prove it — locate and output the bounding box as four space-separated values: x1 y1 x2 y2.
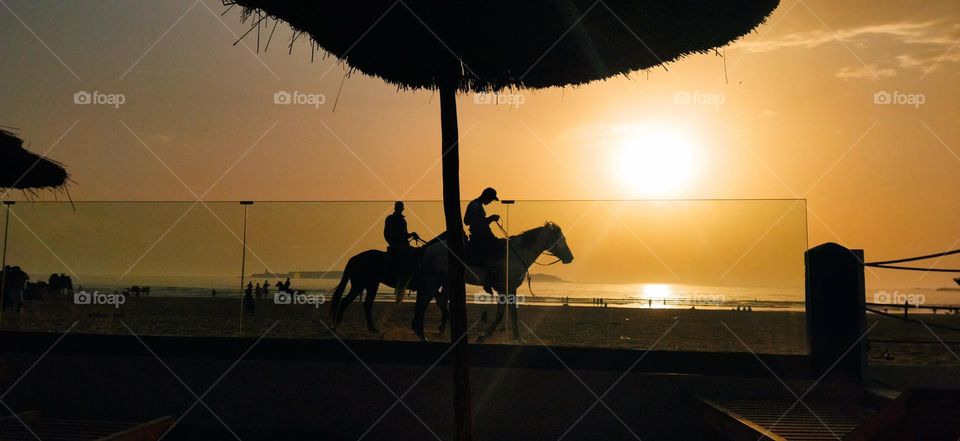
67 275 960 312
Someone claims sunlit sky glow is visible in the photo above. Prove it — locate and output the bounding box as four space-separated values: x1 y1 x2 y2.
1 0 958 289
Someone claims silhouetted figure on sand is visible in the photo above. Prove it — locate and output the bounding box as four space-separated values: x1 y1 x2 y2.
46 273 73 297
48 274 59 295
262 280 270 297
244 282 255 316
282 278 291 293
275 280 284 293
61 274 73 295
3 266 28 310
255 283 263 299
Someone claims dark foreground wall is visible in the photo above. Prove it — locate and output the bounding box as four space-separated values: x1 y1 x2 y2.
0 334 812 440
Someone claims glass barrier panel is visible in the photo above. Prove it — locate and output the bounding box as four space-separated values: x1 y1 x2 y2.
2 202 243 337
1 200 809 355
476 199 809 353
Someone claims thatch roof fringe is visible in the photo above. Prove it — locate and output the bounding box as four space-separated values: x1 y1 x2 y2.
225 0 778 93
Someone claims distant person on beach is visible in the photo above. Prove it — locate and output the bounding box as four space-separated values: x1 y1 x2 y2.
244 282 255 316
283 278 291 292
211 289 216 297
62 274 73 295
3 266 28 310
255 283 263 299
262 280 270 296
48 273 59 295
275 280 284 293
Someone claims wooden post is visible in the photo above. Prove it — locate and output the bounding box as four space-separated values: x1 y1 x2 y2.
805 243 866 392
439 75 472 441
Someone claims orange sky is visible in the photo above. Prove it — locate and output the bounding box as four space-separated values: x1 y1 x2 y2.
1 0 958 289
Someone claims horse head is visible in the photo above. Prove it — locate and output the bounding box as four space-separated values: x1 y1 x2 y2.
542 222 574 264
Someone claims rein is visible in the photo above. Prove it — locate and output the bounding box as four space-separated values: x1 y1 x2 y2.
534 254 563 266
495 222 563 296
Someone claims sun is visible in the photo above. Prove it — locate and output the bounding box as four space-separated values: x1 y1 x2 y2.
613 127 699 197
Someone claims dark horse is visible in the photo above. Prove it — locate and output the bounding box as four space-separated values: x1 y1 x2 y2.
328 249 419 332
412 222 574 341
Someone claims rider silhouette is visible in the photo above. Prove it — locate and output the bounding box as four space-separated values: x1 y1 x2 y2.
464 187 500 267
384 201 421 255
384 201 422 294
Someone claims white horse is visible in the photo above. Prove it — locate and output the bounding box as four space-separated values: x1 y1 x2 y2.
413 222 574 341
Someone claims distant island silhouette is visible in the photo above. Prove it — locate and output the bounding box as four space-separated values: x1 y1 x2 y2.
248 270 344 279
529 273 570 283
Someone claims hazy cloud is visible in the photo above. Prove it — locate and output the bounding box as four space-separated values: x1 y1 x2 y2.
835 65 897 80
735 20 960 78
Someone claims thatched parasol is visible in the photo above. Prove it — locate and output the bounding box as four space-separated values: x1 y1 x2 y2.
0 128 69 191
224 1 779 438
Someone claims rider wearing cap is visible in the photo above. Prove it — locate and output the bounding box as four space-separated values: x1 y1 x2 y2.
464 187 501 266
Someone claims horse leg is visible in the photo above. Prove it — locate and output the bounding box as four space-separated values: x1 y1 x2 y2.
329 290 342 322
336 285 363 325
479 294 506 342
436 287 450 333
363 284 379 332
412 282 436 341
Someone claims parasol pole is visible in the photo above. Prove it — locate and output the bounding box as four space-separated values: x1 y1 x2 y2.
0 201 13 327
438 72 473 441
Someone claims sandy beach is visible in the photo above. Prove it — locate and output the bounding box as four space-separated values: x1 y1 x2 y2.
3 297 958 366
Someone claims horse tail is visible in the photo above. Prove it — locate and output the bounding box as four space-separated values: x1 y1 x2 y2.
329 258 352 317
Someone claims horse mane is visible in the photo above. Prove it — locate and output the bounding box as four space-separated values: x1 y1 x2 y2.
516 221 559 242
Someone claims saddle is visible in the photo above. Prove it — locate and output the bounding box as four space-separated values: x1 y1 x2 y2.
388 246 423 291
465 237 506 268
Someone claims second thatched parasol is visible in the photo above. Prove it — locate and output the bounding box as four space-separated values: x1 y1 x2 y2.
0 128 70 193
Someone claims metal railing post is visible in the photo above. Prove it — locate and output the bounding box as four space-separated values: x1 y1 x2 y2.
0 201 14 327
239 201 253 335
501 200 516 338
